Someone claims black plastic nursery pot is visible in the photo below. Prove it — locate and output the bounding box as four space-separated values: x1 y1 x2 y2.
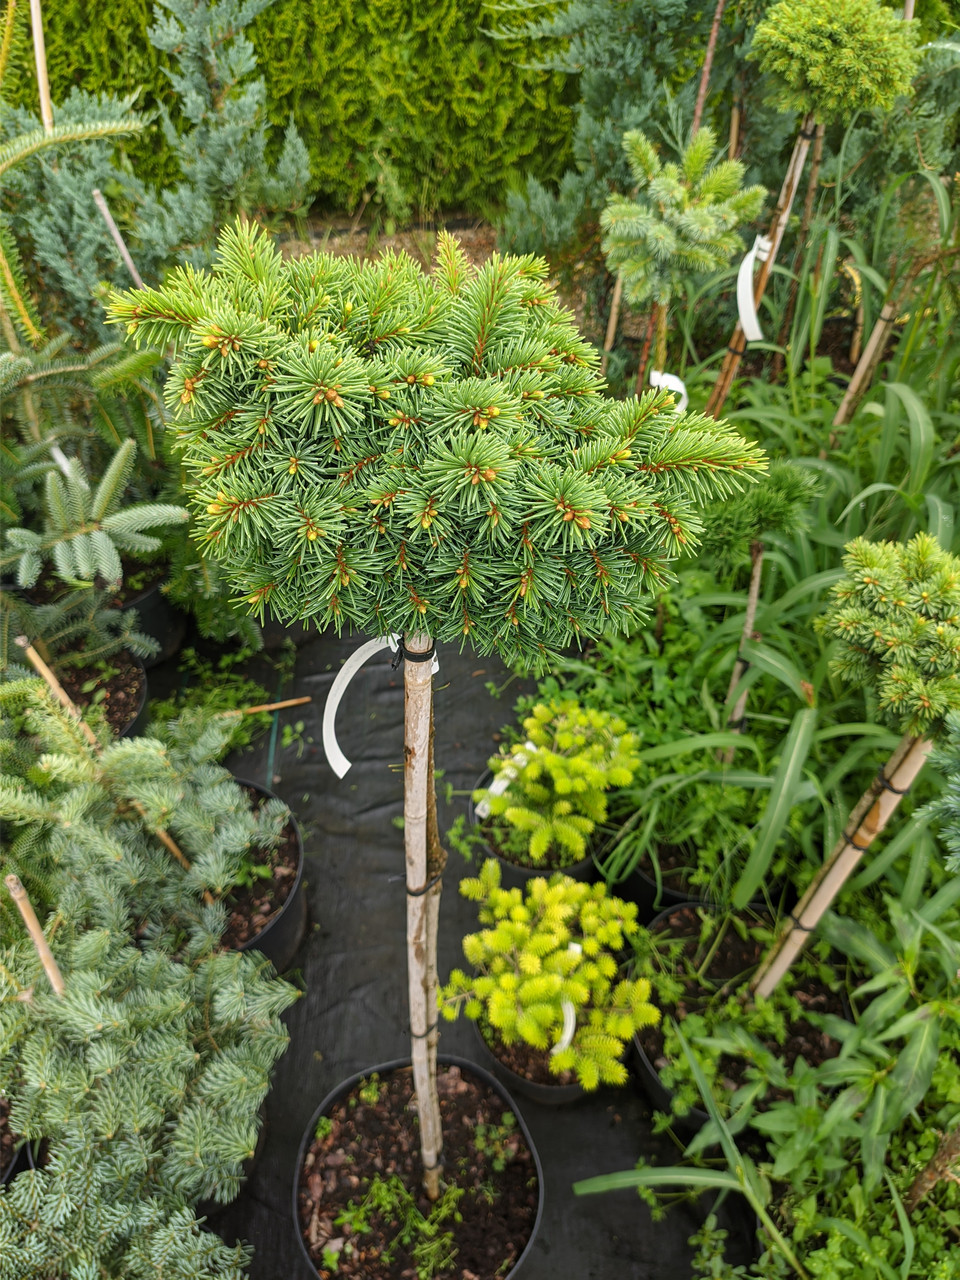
613 859 704 926
292 1055 544 1280
232 778 307 973
0 1130 35 1186
469 1018 587 1107
468 771 596 892
123 575 188 669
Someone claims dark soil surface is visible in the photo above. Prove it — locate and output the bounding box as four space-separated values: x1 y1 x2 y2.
103 559 168 609
481 1023 578 1089
0 1097 17 1180
638 906 844 1098
59 650 144 734
637 845 700 890
221 787 300 949
297 1063 538 1279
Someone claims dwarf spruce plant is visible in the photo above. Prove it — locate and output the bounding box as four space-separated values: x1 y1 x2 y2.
475 698 639 867
441 859 659 1090
108 217 764 1195
753 534 960 997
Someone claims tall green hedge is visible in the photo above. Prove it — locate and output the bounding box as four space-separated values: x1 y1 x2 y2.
10 0 573 215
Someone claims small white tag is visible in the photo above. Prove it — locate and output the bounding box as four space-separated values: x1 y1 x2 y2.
648 369 688 412
737 234 772 343
473 741 537 819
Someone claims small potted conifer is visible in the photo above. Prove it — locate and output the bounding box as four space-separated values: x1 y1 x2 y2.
467 697 640 887
440 859 660 1102
109 219 763 1272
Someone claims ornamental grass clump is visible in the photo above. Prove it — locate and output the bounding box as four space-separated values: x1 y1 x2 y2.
441 859 659 1090
108 217 763 1196
475 698 639 867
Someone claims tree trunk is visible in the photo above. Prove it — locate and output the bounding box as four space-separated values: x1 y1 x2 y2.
720 540 763 764
771 123 825 380
906 1125 960 1213
403 631 443 1199
423 700 447 1136
634 304 658 395
751 732 932 999
706 113 817 420
692 0 727 136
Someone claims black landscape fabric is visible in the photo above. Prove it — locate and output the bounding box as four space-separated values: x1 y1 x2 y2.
179 626 756 1279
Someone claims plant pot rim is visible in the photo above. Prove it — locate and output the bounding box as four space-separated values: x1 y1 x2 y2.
468 768 597 881
230 776 305 958
292 1054 544 1280
470 1016 587 1106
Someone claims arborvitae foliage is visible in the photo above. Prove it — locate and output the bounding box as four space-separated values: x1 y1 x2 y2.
0 683 289 954
108 220 765 668
1 439 187 589
698 460 818 580
0 1142 250 1280
601 126 766 362
815 534 960 737
440 859 660 1090
0 921 297 1205
750 0 922 125
475 699 639 865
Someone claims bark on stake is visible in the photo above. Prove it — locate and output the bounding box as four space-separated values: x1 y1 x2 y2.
752 732 931 998
15 637 212 899
403 631 443 1200
706 113 816 419
5 874 65 996
692 0 727 135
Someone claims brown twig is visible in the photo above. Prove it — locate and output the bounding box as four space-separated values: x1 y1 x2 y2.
5 874 65 995
692 0 727 136
219 696 312 717
15 636 213 901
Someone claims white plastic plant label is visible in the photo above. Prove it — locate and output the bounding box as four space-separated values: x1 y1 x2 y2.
648 369 689 412
736 233 772 343
473 742 537 819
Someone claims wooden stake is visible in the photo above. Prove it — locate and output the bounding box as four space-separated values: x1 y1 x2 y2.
403 631 443 1200
720 540 763 763
831 302 898 431
5 874 65 995
15 636 212 899
752 733 932 998
600 272 624 377
706 114 817 419
634 304 657 395
692 0 727 136
92 189 144 288
220 695 312 717
28 0 52 134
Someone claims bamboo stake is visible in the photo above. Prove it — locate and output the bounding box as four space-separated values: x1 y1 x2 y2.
15 637 211 895
220 695 312 717
92 189 144 289
692 0 727 136
706 113 817 419
403 630 443 1200
28 0 52 134
906 1124 960 1213
600 272 624 377
772 122 825 380
720 540 763 763
728 100 741 160
752 732 932 999
5 874 65 995
831 301 898 430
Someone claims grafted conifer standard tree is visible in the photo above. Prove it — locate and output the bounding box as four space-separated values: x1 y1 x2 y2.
108 219 765 1195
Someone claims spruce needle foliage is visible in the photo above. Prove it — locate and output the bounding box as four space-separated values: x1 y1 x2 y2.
750 0 922 125
815 534 960 738
108 220 766 668
440 859 659 1090
698 460 819 580
475 698 639 866
601 127 766 313
1 439 188 589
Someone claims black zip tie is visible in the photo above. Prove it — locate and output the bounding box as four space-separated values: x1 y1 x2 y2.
730 717 748 732
844 826 872 851
392 642 437 669
735 652 752 668
787 911 815 933
876 767 909 796
409 1020 439 1040
799 127 817 140
407 871 443 897
728 342 747 356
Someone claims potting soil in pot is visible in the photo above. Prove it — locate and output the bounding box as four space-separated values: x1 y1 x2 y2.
221 786 300 949
480 1023 578 1089
297 1063 538 1279
59 651 145 735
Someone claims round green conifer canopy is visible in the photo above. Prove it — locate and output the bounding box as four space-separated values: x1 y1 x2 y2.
750 0 920 125
109 221 765 668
